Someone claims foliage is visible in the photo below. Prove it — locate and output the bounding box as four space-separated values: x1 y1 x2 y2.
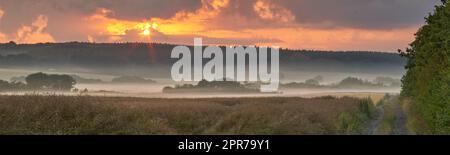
25 72 76 91
282 76 392 89
0 42 405 77
69 74 103 84
337 98 375 134
111 76 155 83
163 79 259 93
400 2 450 134
0 80 27 91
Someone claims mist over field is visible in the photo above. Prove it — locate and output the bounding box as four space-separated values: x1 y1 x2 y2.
0 43 405 98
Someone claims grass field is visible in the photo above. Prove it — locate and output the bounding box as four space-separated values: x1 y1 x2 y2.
0 95 375 135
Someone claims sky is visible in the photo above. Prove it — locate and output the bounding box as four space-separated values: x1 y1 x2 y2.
0 0 442 52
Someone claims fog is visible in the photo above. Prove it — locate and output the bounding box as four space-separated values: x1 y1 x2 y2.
0 67 403 99
72 83 400 99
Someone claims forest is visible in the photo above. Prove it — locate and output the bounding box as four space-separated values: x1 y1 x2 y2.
0 41 405 79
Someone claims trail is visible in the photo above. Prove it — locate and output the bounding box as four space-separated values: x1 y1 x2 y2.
392 101 408 135
367 105 384 135
367 96 409 135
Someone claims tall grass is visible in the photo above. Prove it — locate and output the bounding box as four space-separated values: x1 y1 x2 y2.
336 97 375 134
401 98 431 134
0 95 373 135
374 95 396 135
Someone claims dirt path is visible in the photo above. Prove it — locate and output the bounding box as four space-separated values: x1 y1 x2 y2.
367 96 409 135
392 102 409 135
367 105 384 135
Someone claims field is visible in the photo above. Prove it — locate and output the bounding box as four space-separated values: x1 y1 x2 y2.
0 95 375 135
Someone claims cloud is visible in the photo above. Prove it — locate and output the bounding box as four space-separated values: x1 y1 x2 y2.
15 15 55 43
0 33 5 42
253 0 295 23
0 0 442 51
0 7 54 43
245 26 420 51
84 8 156 42
85 0 231 42
87 35 95 43
278 0 440 29
0 8 7 42
0 8 4 18
151 0 230 35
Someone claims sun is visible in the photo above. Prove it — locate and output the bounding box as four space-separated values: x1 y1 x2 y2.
139 22 153 36
142 28 151 36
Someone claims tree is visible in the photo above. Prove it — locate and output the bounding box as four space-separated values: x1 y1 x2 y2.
305 79 320 86
25 72 76 91
0 80 27 91
312 75 324 82
48 74 76 90
399 2 450 134
0 80 11 91
25 72 48 89
338 77 365 86
111 76 155 83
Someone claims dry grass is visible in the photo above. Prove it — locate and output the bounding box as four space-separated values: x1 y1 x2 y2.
0 95 374 135
301 92 387 104
374 96 396 135
401 98 431 135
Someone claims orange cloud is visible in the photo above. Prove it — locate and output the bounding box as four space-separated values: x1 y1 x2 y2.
0 8 6 42
0 33 5 42
253 0 295 23
0 9 4 19
15 15 55 43
0 12 55 43
152 0 229 35
85 0 230 42
245 26 418 51
87 35 95 43
81 0 418 52
86 8 158 42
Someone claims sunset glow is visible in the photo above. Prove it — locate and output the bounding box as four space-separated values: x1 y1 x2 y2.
0 0 440 51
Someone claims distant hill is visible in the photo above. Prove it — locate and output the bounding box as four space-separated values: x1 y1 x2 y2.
0 42 406 79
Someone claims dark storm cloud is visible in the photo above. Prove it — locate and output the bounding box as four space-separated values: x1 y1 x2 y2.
83 0 201 20
0 0 200 18
278 0 441 29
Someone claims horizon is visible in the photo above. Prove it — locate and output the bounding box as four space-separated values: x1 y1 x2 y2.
0 40 404 54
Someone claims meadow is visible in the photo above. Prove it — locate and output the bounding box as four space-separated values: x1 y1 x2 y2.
0 95 375 135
